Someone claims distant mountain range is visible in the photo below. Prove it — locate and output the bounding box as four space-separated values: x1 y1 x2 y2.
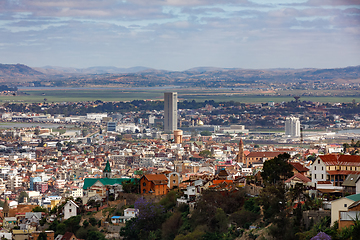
0 63 359 87
35 65 151 74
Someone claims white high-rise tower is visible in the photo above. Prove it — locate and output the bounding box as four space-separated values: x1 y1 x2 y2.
285 117 300 137
164 92 177 133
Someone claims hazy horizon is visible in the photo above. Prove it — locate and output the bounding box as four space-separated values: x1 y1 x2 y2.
1 0 360 71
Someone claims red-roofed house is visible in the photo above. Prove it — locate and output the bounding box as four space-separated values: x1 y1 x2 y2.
311 155 360 186
140 174 169 196
245 152 285 167
285 173 312 188
290 162 309 177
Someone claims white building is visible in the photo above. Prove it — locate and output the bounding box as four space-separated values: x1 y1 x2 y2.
220 125 249 134
285 116 300 137
71 187 83 199
63 200 79 220
7 175 22 190
164 92 177 133
86 113 107 121
117 124 140 133
310 157 327 185
124 208 138 218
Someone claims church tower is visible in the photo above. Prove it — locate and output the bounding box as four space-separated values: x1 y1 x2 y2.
103 160 112 178
237 139 245 164
3 197 9 218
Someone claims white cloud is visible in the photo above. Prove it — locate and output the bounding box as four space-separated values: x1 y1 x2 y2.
0 0 359 69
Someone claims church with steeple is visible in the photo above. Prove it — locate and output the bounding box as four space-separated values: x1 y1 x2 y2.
83 159 136 197
103 159 112 178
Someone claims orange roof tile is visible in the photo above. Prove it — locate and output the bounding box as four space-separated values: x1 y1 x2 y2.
247 151 285 158
319 155 360 166
290 162 309 172
144 174 168 181
327 170 359 175
285 173 311 183
213 180 233 185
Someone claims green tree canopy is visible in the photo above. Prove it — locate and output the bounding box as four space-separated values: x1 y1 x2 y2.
18 191 29 203
261 153 293 185
37 232 47 240
32 206 47 213
200 131 212 136
199 150 212 158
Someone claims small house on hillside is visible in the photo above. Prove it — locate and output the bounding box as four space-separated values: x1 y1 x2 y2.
63 200 79 220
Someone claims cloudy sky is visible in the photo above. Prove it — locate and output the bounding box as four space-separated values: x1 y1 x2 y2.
0 0 359 70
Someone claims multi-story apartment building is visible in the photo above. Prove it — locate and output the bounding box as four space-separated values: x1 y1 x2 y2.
311 155 360 186
285 116 300 137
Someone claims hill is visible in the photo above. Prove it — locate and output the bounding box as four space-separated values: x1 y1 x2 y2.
36 66 150 74
1 63 360 87
0 63 44 82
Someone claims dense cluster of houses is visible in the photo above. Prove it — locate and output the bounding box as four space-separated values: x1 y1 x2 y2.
0 114 359 238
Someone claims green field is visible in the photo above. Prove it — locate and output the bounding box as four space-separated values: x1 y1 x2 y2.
1 88 359 103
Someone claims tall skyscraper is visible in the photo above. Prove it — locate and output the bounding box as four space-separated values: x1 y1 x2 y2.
164 92 177 133
285 116 300 137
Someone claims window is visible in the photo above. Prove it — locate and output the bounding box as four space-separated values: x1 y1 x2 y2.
143 182 146 186
143 189 146 193
322 174 324 179
315 166 316 170
318 160 320 164
314 174 316 179
344 204 347 207
322 166 324 171
69 209 72 212
173 180 176 183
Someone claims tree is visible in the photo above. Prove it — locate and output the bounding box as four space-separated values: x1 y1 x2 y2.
83 220 89 228
261 153 293 185
120 197 166 240
310 232 331 240
63 215 81 233
199 150 212 158
82 129 88 137
89 217 98 226
162 211 182 240
122 180 139 194
231 210 259 229
56 223 66 236
18 191 29 203
210 208 228 233
159 190 180 211
37 232 47 240
200 131 212 136
86 231 106 240
32 206 47 213
258 153 297 240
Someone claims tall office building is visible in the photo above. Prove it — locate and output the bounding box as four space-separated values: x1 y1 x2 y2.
285 116 300 137
164 92 177 133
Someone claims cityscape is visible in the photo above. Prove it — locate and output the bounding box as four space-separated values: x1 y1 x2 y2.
0 91 358 239
1 0 360 240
